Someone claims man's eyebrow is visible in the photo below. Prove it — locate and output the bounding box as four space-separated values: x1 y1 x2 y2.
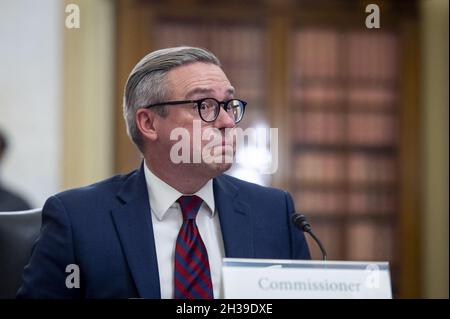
226 87 235 96
185 87 235 99
185 88 214 99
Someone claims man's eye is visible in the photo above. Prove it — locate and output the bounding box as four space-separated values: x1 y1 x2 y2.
200 102 214 109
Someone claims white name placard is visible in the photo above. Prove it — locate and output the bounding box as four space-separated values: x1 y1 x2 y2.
222 258 392 299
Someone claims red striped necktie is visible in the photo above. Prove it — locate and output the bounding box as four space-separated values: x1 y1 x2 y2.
174 195 214 299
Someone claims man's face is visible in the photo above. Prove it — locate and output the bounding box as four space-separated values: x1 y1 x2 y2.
154 62 237 178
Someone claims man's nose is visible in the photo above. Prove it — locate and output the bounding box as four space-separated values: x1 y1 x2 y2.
213 107 236 129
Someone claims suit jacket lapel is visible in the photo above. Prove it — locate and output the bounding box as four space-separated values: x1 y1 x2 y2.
214 176 254 258
111 164 161 298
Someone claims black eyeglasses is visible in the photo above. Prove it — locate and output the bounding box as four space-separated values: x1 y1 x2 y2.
142 98 247 123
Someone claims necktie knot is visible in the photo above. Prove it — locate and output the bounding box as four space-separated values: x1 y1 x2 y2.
177 195 203 221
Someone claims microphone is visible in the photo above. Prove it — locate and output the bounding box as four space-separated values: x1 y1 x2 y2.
291 213 327 261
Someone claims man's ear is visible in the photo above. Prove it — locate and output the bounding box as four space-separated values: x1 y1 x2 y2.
136 109 158 142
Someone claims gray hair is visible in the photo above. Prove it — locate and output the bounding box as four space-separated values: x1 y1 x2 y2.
123 46 221 150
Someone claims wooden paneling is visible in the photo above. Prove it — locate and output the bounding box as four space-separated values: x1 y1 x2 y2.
398 17 422 298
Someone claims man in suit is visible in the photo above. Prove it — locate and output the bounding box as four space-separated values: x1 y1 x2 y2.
17 47 310 299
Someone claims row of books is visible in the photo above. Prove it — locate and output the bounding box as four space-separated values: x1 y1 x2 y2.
293 152 346 182
293 152 397 184
346 222 394 261
346 31 398 81
306 221 394 261
292 111 398 145
295 190 396 214
347 112 398 145
236 87 264 103
292 29 340 78
291 84 397 107
292 29 398 80
348 153 397 183
155 22 264 67
226 69 264 98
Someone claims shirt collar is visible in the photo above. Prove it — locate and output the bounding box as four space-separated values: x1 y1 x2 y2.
144 162 215 221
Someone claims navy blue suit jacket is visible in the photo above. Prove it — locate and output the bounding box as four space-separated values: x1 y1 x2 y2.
17 165 310 298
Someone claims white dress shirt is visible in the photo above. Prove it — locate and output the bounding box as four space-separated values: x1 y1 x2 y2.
144 163 225 299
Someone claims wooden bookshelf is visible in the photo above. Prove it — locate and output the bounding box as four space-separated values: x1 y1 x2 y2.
288 28 402 292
